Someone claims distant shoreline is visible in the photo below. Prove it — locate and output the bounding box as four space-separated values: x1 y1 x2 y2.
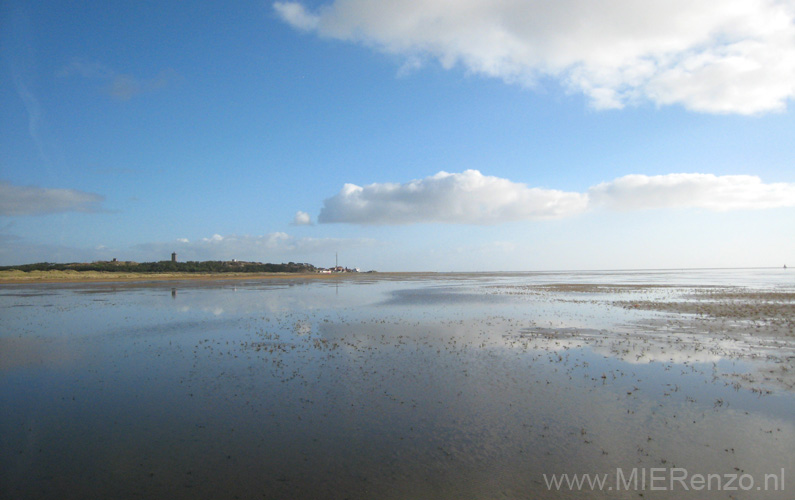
0 270 378 285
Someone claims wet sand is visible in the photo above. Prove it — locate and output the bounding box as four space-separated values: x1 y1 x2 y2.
494 283 795 335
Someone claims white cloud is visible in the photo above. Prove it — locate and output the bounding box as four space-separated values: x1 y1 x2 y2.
291 210 313 225
0 231 376 266
135 232 375 262
203 234 226 243
589 173 795 211
318 171 795 225
273 1 319 31
274 0 795 114
318 170 589 224
0 181 105 216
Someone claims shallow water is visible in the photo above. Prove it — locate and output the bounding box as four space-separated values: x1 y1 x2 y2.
1 269 793 499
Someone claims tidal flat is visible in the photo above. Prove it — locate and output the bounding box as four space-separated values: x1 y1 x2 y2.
1 269 793 499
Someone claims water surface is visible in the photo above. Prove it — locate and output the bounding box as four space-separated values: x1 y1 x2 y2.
1 269 793 499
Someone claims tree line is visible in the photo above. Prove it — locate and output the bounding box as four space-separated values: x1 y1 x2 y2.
0 260 318 274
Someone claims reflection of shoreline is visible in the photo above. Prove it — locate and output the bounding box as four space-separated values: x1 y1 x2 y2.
0 271 368 285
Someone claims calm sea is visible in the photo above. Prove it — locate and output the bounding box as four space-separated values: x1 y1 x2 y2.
1 268 793 499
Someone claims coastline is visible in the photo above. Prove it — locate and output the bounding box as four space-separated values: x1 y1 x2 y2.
0 270 382 285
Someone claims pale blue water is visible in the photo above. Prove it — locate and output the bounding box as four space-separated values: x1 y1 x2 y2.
1 269 793 499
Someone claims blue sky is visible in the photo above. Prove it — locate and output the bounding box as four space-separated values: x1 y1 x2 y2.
1 0 794 271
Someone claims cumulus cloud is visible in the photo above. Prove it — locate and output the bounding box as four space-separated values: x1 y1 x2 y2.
589 173 795 211
140 232 375 261
0 231 375 266
318 170 589 224
273 1 319 31
274 0 795 114
0 181 105 216
291 211 313 225
318 171 795 225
